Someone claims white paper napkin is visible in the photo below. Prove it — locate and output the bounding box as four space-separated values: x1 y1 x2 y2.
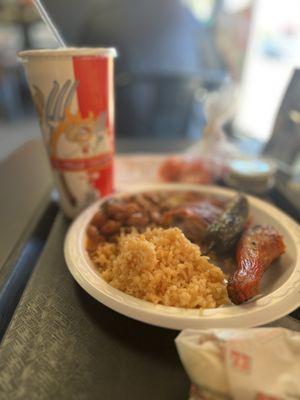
176 328 300 400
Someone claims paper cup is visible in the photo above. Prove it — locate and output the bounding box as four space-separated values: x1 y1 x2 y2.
19 48 117 218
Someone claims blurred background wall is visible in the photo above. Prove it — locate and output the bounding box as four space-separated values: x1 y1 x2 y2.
0 0 299 158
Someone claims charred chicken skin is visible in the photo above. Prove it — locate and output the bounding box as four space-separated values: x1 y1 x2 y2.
228 225 285 304
203 195 249 255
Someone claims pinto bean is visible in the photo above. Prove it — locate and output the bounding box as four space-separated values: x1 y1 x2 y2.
86 225 106 251
126 212 149 227
87 225 100 240
103 199 126 217
144 192 161 205
114 212 127 222
150 210 162 224
123 202 141 214
100 219 122 235
91 211 106 228
134 194 153 210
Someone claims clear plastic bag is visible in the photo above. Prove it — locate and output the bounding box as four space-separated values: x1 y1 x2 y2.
159 85 241 184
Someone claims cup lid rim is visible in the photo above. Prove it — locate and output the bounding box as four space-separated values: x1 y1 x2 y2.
18 47 117 58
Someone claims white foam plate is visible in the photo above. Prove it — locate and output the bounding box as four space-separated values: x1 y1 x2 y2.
64 184 300 330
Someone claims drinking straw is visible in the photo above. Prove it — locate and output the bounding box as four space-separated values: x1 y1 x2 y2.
33 0 67 47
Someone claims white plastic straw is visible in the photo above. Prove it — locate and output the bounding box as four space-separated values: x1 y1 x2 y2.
33 0 67 47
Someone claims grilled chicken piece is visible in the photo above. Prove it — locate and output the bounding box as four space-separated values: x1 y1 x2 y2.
228 225 285 304
161 201 224 243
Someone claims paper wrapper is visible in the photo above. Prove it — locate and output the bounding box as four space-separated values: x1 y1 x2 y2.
175 328 300 400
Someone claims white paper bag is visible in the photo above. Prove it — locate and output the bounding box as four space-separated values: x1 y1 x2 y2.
176 328 300 400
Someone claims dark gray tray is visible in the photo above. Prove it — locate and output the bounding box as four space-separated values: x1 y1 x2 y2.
0 214 189 400
0 139 299 399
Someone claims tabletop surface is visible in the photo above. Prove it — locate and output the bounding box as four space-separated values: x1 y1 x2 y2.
0 140 56 338
0 139 299 399
0 140 52 268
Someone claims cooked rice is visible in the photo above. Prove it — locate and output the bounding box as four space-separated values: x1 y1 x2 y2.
91 227 228 308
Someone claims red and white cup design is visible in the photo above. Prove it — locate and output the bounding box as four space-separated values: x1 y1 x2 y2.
19 48 117 218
